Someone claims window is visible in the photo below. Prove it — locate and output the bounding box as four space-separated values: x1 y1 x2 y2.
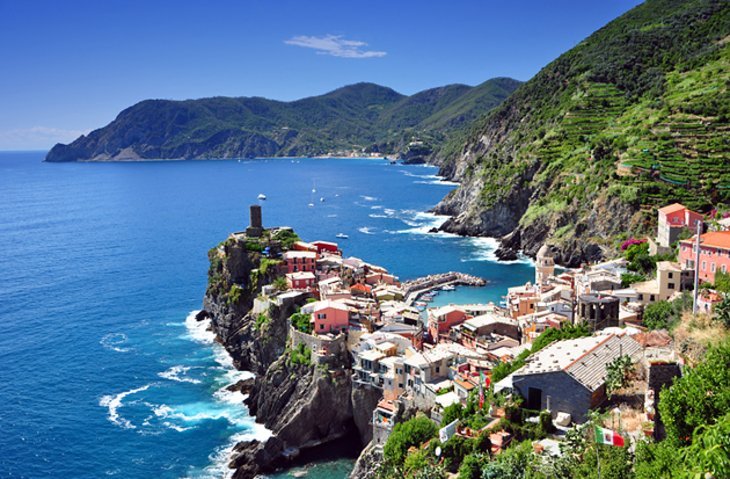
702 261 706 271
668 283 675 290
320 324 324 330
650 295 655 302
723 265 727 273
711 263 716 273
435 366 440 374
668 272 674 279
638 294 644 300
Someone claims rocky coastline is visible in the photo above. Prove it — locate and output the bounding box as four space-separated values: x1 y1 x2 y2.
198 233 381 478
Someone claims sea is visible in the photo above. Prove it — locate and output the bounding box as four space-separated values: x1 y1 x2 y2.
0 152 534 479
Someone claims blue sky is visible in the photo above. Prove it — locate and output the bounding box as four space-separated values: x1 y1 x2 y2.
0 0 643 150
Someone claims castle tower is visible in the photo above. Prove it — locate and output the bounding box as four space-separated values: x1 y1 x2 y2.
535 244 555 288
246 204 263 237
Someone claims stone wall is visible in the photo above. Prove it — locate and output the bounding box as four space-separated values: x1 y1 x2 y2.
512 371 593 422
290 327 348 363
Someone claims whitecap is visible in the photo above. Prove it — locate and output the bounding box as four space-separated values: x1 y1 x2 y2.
100 332 131 353
358 227 376 235
414 179 460 186
360 195 378 202
369 214 388 219
184 310 215 344
99 384 152 429
158 365 202 384
462 237 534 265
370 205 383 210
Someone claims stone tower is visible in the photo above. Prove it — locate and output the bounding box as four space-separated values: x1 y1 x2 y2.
246 204 263 237
535 244 555 287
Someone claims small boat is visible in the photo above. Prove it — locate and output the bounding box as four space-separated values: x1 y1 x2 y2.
257 193 267 200
320 197 325 202
441 284 456 291
308 202 314 207
335 233 349 239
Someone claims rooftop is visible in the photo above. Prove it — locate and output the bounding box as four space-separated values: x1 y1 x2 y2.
658 203 687 215
283 250 317 259
682 231 730 250
462 313 516 332
312 300 350 312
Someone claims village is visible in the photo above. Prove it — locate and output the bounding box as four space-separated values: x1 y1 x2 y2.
236 202 730 464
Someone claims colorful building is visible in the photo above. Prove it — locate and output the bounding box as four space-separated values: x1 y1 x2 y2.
678 231 730 283
283 250 317 274
311 240 340 255
311 300 350 334
428 305 469 342
657 203 703 248
285 271 316 290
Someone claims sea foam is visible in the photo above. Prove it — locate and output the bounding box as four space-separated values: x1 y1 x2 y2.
99 384 152 429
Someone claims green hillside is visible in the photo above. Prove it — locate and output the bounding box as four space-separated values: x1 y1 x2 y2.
437 0 729 264
45 79 520 162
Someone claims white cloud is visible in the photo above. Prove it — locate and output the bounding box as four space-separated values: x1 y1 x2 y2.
285 34 386 59
0 126 88 150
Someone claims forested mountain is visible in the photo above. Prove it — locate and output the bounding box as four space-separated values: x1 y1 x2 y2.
435 0 729 265
45 78 520 162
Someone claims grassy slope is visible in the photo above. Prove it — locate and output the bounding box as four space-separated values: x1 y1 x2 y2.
443 0 729 253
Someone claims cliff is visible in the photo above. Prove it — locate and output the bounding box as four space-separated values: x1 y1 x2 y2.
434 0 729 266
200 230 381 478
45 78 520 163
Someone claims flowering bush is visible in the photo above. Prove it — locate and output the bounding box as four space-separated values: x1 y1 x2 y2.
620 237 646 251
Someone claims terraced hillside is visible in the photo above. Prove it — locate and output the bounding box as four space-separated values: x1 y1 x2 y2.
435 0 729 266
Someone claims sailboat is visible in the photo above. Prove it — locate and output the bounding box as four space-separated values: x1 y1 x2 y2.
257 193 267 200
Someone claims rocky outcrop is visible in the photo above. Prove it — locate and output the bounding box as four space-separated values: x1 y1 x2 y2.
201 232 380 478
349 442 383 479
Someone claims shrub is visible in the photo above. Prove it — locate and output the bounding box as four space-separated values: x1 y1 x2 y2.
643 300 673 330
714 270 730 294
227 284 244 305
383 415 438 465
290 312 312 334
287 343 311 367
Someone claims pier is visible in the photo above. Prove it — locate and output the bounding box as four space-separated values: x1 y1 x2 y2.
403 272 486 306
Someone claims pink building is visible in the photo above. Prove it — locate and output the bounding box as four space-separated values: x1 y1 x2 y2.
427 305 468 343
286 271 316 290
657 203 703 248
365 272 397 286
679 231 730 283
283 250 317 274
311 300 350 334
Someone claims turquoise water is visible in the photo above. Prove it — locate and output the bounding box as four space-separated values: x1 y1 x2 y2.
0 152 534 478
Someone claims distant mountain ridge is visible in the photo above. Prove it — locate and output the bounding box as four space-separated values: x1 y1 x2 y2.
45 78 521 162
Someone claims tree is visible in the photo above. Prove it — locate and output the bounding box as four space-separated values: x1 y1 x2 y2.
605 355 633 398
441 402 464 426
383 415 438 465
713 270 730 294
457 453 487 479
658 340 730 446
643 301 673 330
714 294 730 328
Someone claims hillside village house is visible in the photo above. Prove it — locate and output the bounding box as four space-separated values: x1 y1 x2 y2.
311 300 350 334
656 203 703 248
283 250 317 274
286 271 316 290
679 231 730 283
500 334 641 423
428 305 469 342
629 261 693 305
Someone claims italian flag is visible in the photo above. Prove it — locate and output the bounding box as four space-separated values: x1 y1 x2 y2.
594 426 625 447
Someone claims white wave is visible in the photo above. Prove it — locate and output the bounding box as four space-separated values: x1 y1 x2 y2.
184 310 215 344
100 332 131 353
326 214 338 218
360 195 378 202
99 384 152 429
370 205 383 210
369 213 388 219
158 365 202 384
358 227 376 235
391 210 452 235
383 208 396 216
460 237 534 265
401 171 442 180
414 179 460 186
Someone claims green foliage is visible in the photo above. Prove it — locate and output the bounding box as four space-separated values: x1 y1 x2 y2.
272 229 300 250
383 415 438 466
226 284 244 305
658 340 730 446
621 272 646 288
287 343 311 367
254 312 269 331
605 355 633 398
440 403 464 426
272 277 288 292
457 453 488 479
244 239 263 252
258 258 281 276
290 312 312 334
440 435 474 472
481 441 540 479
713 270 730 294
625 242 656 275
643 293 692 330
715 295 730 328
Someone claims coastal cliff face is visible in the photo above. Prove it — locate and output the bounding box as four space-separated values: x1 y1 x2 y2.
432 0 729 266
201 233 382 478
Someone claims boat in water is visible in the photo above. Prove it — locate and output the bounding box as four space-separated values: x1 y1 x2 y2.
441 284 456 291
257 193 267 200
320 197 325 202
335 233 349 239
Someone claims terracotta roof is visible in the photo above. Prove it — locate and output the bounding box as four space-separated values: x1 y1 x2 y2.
658 203 687 214
698 231 730 250
454 377 476 391
350 283 372 293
